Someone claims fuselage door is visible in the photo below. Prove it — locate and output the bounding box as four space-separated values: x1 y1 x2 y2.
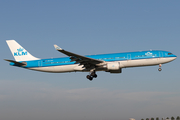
127 54 131 60
38 60 42 67
159 52 163 58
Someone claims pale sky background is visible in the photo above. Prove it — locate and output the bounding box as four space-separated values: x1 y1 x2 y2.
0 0 180 120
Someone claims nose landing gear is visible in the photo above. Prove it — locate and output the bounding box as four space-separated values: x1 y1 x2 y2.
158 64 162 71
86 70 97 81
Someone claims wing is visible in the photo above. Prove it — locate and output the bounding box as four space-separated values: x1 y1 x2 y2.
54 45 104 69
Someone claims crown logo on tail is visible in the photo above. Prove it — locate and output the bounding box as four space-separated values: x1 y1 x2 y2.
17 48 24 52
14 48 27 56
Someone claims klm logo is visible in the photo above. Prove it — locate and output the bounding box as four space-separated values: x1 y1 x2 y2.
14 48 27 56
145 52 153 56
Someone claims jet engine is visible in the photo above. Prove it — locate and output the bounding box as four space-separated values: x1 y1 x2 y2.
106 62 122 73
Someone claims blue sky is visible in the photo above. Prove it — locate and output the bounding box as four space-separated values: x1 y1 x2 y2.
1 0 180 120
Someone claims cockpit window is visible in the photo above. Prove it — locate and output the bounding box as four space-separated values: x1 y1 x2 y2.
168 53 173 55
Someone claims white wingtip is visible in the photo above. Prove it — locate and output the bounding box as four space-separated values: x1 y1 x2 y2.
54 44 62 50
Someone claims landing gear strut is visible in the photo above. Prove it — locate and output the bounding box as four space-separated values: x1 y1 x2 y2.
86 70 97 81
158 64 162 71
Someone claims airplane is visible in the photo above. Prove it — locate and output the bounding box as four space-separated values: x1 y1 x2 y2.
5 40 177 81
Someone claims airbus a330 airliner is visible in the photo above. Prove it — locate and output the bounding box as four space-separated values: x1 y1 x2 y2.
5 40 177 81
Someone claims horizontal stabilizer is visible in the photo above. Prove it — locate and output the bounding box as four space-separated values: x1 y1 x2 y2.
4 59 26 66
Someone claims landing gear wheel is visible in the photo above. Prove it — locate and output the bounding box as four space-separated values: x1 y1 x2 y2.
90 71 97 78
89 77 93 81
86 75 90 79
87 70 97 81
158 68 162 71
86 75 93 81
93 74 97 78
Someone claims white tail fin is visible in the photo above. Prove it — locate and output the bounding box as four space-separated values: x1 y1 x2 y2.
6 40 39 61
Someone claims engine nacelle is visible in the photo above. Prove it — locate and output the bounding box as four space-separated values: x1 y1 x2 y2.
106 62 122 73
107 62 120 70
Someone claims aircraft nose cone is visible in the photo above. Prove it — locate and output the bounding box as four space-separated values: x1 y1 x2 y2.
172 54 177 59
174 54 177 59
173 56 177 61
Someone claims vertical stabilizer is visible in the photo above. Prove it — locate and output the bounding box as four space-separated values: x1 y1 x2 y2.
6 40 39 61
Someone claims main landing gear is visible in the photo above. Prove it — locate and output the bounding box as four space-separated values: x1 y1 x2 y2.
158 64 162 71
86 70 97 81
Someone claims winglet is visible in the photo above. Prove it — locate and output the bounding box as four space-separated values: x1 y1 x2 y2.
54 45 63 50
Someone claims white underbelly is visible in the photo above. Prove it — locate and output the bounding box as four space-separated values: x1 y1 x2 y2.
121 57 176 68
28 64 79 73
